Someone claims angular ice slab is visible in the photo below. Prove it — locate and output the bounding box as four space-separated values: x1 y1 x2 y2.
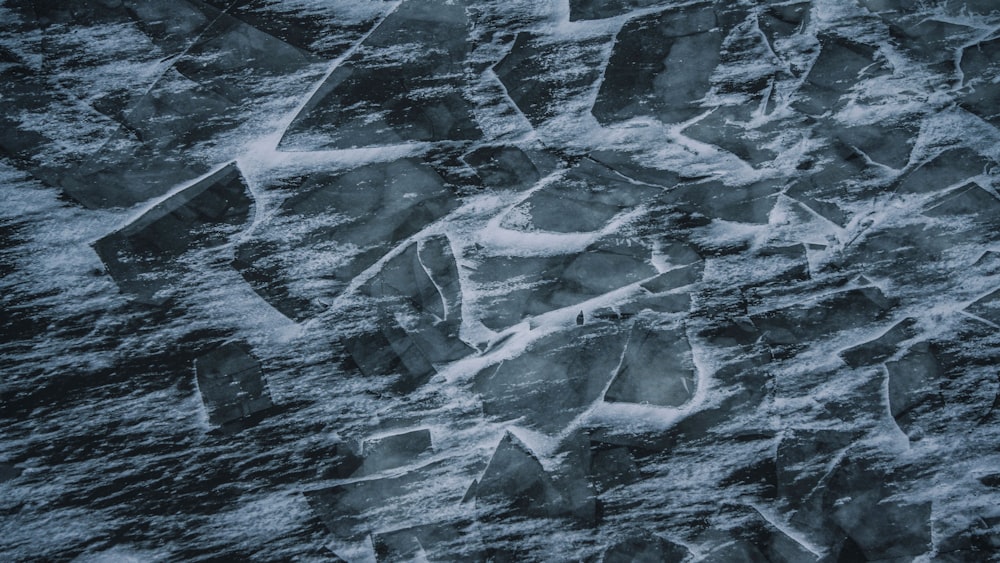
202 0 383 59
838 317 918 368
473 323 629 433
888 16 975 66
776 428 858 508
493 31 611 127
234 158 458 321
475 432 595 523
699 505 819 562
343 323 437 394
462 145 550 191
750 286 893 352
501 159 660 233
793 34 881 117
600 532 690 562
960 36 1000 127
967 288 1000 327
305 460 454 541
886 342 942 435
820 456 932 560
93 163 252 305
470 236 658 330
784 143 870 227
373 520 477 562
279 0 481 150
604 323 696 407
362 236 463 325
356 429 433 476
194 342 273 428
359 237 473 362
57 3 316 209
758 1 810 50
665 179 781 225
923 182 1000 220
894 148 993 195
593 4 723 125
343 235 473 394
568 0 668 21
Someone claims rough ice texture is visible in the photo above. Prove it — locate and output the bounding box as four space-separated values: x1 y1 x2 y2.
3 0 1000 561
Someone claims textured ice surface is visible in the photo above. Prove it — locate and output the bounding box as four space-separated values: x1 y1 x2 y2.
4 0 1000 561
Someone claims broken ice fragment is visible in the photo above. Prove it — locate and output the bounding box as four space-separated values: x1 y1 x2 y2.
471 236 657 330
342 323 436 395
601 532 690 562
202 0 382 59
754 244 811 285
666 179 781 225
588 150 682 187
279 0 481 150
462 146 550 191
93 163 252 305
923 183 1000 220
793 34 880 116
839 317 918 368
750 287 893 349
759 1 811 51
960 36 1000 127
604 323 697 408
593 4 722 125
832 121 916 170
503 158 659 233
824 457 933 560
640 262 703 294
785 142 872 227
967 288 1000 327
306 461 452 541
682 107 780 167
194 342 273 427
589 444 641 492
494 32 610 126
473 323 628 433
234 158 458 321
123 0 225 53
889 17 975 66
365 242 447 320
356 429 432 476
895 147 992 195
352 236 473 386
171 16 313 106
699 505 819 563
475 432 569 520
568 0 671 21
885 342 942 431
776 429 857 507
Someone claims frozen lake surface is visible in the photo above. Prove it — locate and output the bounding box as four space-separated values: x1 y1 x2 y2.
2 0 1000 561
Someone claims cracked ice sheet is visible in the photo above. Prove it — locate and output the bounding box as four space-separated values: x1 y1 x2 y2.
4 0 1000 560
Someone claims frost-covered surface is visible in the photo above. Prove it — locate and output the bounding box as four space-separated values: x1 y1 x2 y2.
2 0 1000 561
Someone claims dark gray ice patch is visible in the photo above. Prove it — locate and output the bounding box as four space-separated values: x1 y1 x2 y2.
93 163 252 305
473 322 629 433
234 158 458 321
593 4 722 125
279 0 481 150
604 322 697 408
194 341 273 428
